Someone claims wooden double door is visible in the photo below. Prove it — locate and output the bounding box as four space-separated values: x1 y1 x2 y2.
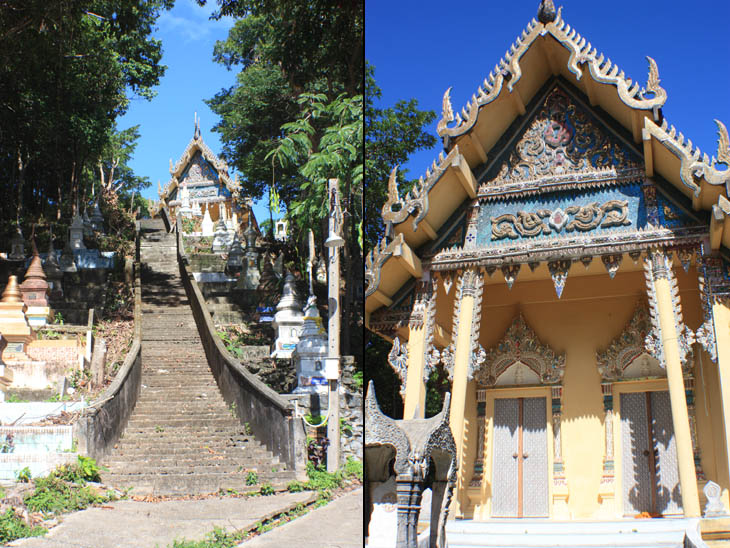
491 397 549 517
620 390 682 516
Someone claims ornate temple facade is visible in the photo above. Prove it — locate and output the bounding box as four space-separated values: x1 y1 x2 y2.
365 3 730 526
155 116 255 229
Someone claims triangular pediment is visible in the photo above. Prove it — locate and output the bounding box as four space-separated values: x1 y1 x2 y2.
480 84 643 193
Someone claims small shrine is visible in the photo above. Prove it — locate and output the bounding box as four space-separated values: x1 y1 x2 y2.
0 276 33 361
9 225 25 261
201 206 214 236
271 272 303 359
89 198 105 233
44 237 63 298
68 211 86 250
292 295 328 393
19 244 52 327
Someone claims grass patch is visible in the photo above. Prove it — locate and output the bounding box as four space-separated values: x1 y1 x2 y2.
0 509 46 544
170 526 243 548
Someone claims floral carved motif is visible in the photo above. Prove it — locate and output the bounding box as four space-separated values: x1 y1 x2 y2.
480 87 641 190
388 337 409 398
643 251 695 371
596 304 654 382
474 314 565 387
491 199 630 241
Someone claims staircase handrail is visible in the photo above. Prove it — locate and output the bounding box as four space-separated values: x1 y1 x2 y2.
73 224 143 460
176 220 306 477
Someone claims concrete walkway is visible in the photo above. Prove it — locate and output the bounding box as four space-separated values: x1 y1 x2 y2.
9 491 314 548
241 488 363 547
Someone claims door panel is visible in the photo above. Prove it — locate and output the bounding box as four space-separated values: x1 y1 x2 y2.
620 390 683 516
650 391 682 515
621 392 653 515
522 397 548 517
491 397 548 518
492 398 519 517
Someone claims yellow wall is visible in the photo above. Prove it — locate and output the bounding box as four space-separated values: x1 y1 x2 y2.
452 264 730 520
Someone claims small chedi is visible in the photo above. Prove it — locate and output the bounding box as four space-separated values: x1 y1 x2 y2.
19 244 52 327
68 211 86 250
271 272 303 359
9 225 25 261
0 276 33 362
292 295 328 393
201 205 214 236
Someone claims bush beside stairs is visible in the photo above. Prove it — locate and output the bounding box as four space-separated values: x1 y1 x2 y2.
102 219 295 496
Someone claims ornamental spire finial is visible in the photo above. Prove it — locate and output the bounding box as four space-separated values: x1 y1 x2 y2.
537 0 557 24
194 112 201 140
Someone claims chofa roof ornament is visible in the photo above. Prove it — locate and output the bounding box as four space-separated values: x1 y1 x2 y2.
537 0 557 24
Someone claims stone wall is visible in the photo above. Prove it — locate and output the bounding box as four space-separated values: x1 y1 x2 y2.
284 355 363 465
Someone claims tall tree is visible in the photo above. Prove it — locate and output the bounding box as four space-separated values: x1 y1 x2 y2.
0 1 171 240
364 62 437 253
364 62 438 418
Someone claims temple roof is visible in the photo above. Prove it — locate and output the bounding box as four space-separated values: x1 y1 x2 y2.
156 114 241 208
366 2 730 325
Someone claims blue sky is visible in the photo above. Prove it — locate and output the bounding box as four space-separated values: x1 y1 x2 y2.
366 0 730 184
118 0 274 223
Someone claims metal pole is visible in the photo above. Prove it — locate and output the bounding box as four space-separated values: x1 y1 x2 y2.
326 178 342 472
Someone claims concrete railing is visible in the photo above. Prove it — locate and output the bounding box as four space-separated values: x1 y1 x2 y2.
176 223 306 478
74 229 143 461
159 205 173 233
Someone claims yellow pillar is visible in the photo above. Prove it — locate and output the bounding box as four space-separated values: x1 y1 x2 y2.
403 280 437 419
403 325 428 419
647 251 701 517
448 268 483 516
712 301 730 481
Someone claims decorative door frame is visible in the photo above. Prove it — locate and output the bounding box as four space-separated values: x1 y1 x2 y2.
596 302 701 516
480 385 554 520
469 313 567 520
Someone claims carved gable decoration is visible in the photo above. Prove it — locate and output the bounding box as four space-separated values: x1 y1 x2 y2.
181 151 220 185
479 85 642 192
474 314 565 387
596 304 666 381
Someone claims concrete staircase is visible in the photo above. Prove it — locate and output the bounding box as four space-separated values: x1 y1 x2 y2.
445 518 708 548
102 219 296 495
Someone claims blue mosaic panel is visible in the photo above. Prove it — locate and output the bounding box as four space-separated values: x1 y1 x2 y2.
475 184 646 247
656 193 694 229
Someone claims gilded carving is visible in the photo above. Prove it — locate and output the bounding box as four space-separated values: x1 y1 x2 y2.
491 199 630 241
596 304 654 382
481 88 641 191
473 314 565 387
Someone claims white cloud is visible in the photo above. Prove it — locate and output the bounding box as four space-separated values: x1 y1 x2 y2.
158 0 235 43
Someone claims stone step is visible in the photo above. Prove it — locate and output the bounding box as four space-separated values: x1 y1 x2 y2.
101 473 294 496
125 418 240 429
106 445 270 458
445 519 696 548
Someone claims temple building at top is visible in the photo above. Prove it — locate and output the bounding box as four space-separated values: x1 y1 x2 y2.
155 115 256 230
365 0 730 538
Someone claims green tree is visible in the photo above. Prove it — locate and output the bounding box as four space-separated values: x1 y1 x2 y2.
364 63 438 418
202 0 363 208
0 0 171 242
364 61 438 253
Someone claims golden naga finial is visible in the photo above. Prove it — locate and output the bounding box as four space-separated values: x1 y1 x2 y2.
715 119 730 166
437 87 455 134
643 56 666 102
169 158 174 175
387 166 399 204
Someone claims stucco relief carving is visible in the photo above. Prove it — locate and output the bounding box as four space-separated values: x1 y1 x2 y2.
491 199 630 241
474 314 565 387
643 250 695 370
481 88 641 190
388 337 409 398
596 304 668 381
